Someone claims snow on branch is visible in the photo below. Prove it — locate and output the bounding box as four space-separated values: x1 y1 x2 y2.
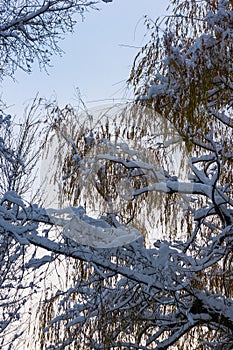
0 1 99 78
46 206 142 248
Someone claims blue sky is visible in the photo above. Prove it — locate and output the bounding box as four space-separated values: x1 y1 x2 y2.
1 1 169 116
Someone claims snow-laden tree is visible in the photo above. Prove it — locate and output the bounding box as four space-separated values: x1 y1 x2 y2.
0 0 110 79
0 1 112 348
0 0 233 349
0 100 47 348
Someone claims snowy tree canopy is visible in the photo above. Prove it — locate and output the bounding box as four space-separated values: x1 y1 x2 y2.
0 0 109 79
0 0 233 349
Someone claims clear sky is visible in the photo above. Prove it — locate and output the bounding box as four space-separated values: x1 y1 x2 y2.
1 0 169 116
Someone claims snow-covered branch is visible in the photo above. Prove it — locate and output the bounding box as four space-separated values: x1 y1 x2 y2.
0 1 100 78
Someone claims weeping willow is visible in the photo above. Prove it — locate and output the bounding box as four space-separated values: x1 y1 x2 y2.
40 101 191 241
24 0 233 348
